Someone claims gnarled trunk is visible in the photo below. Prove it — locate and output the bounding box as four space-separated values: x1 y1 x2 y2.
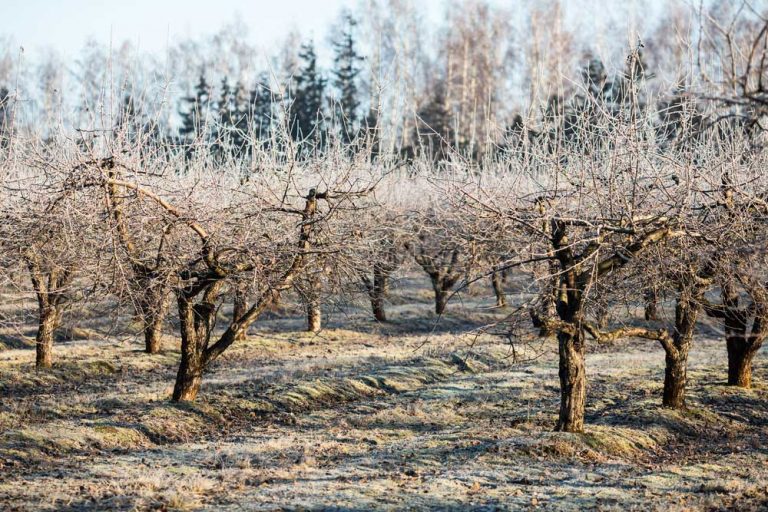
36 306 61 369
172 286 219 402
556 329 586 432
173 348 204 401
143 315 165 354
662 289 700 409
727 337 757 388
413 247 462 318
703 279 766 389
27 256 70 370
434 286 448 315
663 348 688 408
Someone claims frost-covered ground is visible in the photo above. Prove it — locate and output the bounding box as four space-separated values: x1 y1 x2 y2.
1 277 768 511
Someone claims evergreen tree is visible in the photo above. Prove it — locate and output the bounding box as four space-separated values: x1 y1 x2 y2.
178 73 212 143
230 81 250 156
414 80 453 161
249 74 274 143
213 76 234 159
289 41 327 149
331 13 364 144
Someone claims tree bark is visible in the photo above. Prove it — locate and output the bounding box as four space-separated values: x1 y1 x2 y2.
555 329 586 432
703 279 766 389
434 286 448 315
727 337 757 388
370 264 389 322
173 348 204 401
172 285 219 402
663 348 688 408
137 283 169 354
36 306 60 369
307 302 322 333
662 289 700 409
644 289 659 321
143 315 164 354
491 270 506 307
27 256 70 370
305 274 322 333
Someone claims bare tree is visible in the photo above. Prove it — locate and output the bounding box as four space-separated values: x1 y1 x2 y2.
0 147 103 368
409 211 473 316
102 158 171 354
64 138 378 401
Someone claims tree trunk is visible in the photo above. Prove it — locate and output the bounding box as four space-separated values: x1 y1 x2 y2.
663 349 687 408
173 350 204 401
644 289 659 321
369 264 389 322
36 306 60 369
135 277 169 354
143 315 164 354
305 274 322 333
662 292 699 409
555 329 586 432
727 337 756 388
172 291 217 402
492 270 506 307
370 293 387 322
434 286 448 315
307 302 322 333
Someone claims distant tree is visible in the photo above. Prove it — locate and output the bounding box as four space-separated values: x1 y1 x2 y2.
414 79 453 161
363 105 381 159
0 86 11 150
249 74 274 143
178 73 212 143
438 1 515 159
230 81 250 156
289 41 328 149
331 13 364 144
212 76 234 159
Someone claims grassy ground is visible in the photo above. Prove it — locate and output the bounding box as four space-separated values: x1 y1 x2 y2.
1 275 768 511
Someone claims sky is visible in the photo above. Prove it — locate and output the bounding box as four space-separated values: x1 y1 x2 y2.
1 0 454 58
1 0 672 59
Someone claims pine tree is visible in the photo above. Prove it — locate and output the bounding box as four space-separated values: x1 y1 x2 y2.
289 41 327 149
230 81 250 156
331 13 364 145
213 76 234 159
415 79 453 161
178 73 212 143
249 73 274 143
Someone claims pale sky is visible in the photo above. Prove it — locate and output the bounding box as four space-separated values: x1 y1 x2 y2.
1 0 675 61
1 0 454 57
